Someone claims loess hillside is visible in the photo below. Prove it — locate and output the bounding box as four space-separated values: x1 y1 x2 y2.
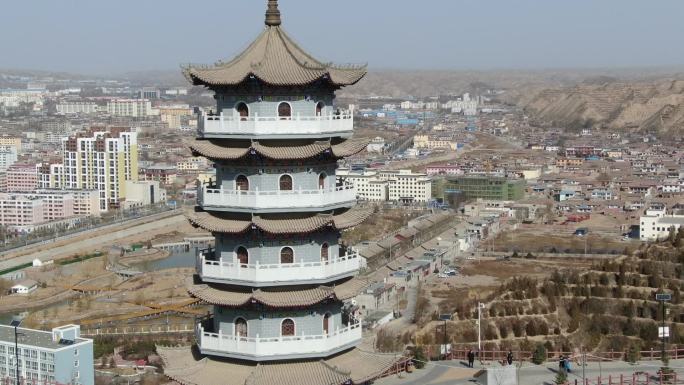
511 79 684 138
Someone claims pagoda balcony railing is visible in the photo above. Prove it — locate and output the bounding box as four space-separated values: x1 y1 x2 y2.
196 322 362 360
198 111 354 138
197 250 361 286
197 183 357 213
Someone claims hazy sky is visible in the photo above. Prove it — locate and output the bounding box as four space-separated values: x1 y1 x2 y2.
2 0 684 74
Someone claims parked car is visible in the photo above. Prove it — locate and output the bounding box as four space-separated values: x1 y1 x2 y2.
437 273 449 279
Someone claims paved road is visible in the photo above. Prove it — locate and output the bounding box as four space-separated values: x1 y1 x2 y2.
378 358 684 385
0 214 186 271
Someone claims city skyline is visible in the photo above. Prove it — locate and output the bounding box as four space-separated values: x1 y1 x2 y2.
2 0 684 74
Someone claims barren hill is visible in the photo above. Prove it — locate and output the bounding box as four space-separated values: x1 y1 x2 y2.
514 79 684 137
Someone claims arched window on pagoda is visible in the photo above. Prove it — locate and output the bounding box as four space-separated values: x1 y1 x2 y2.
279 175 293 191
318 172 327 189
235 175 249 191
236 246 249 266
277 102 291 119
316 101 325 116
323 313 331 335
281 319 295 337
235 317 248 338
280 247 294 264
236 102 249 121
321 242 329 263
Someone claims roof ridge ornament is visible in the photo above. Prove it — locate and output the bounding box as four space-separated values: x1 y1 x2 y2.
265 0 281 26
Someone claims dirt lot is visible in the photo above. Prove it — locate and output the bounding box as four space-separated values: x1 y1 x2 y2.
342 206 423 244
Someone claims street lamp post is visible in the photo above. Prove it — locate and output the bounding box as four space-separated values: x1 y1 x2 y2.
10 316 23 385
477 302 485 351
656 293 671 366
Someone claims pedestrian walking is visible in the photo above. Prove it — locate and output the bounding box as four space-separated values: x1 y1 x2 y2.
507 350 513 365
467 349 475 368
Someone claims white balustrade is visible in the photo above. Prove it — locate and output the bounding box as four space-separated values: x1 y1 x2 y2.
197 322 362 358
198 251 361 285
198 184 357 212
198 111 353 138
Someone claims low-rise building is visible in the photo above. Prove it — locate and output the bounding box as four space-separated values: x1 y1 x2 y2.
123 180 166 209
0 324 93 385
640 214 684 241
10 279 38 294
413 134 458 151
433 176 525 201
337 169 431 203
0 146 18 172
139 164 176 185
366 137 386 154
106 99 154 117
0 194 44 231
55 102 99 115
0 136 22 152
4 164 39 192
380 170 432 203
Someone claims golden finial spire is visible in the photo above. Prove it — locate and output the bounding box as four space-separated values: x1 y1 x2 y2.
265 0 281 26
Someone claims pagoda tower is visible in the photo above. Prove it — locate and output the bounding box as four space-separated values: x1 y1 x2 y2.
180 0 376 364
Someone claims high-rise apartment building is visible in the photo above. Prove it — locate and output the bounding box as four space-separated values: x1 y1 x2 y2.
39 128 138 211
37 163 65 190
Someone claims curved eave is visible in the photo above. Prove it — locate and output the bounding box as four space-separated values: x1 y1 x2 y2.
187 69 367 89
186 205 373 235
189 138 370 162
187 276 370 309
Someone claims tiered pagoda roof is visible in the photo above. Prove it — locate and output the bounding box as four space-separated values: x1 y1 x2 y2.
182 1 366 88
189 137 370 161
158 345 401 385
187 205 372 234
187 276 369 308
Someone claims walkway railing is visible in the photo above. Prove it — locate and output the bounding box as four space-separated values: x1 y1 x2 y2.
198 250 361 285
199 111 353 137
198 183 356 211
444 347 684 363
197 322 362 357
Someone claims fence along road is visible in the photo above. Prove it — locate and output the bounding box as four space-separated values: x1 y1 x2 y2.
0 211 186 272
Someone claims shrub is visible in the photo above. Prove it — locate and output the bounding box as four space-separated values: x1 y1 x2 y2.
532 343 547 365
626 342 641 364
555 370 568 384
412 346 427 369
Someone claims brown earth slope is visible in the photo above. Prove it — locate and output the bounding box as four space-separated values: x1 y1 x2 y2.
515 79 684 137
